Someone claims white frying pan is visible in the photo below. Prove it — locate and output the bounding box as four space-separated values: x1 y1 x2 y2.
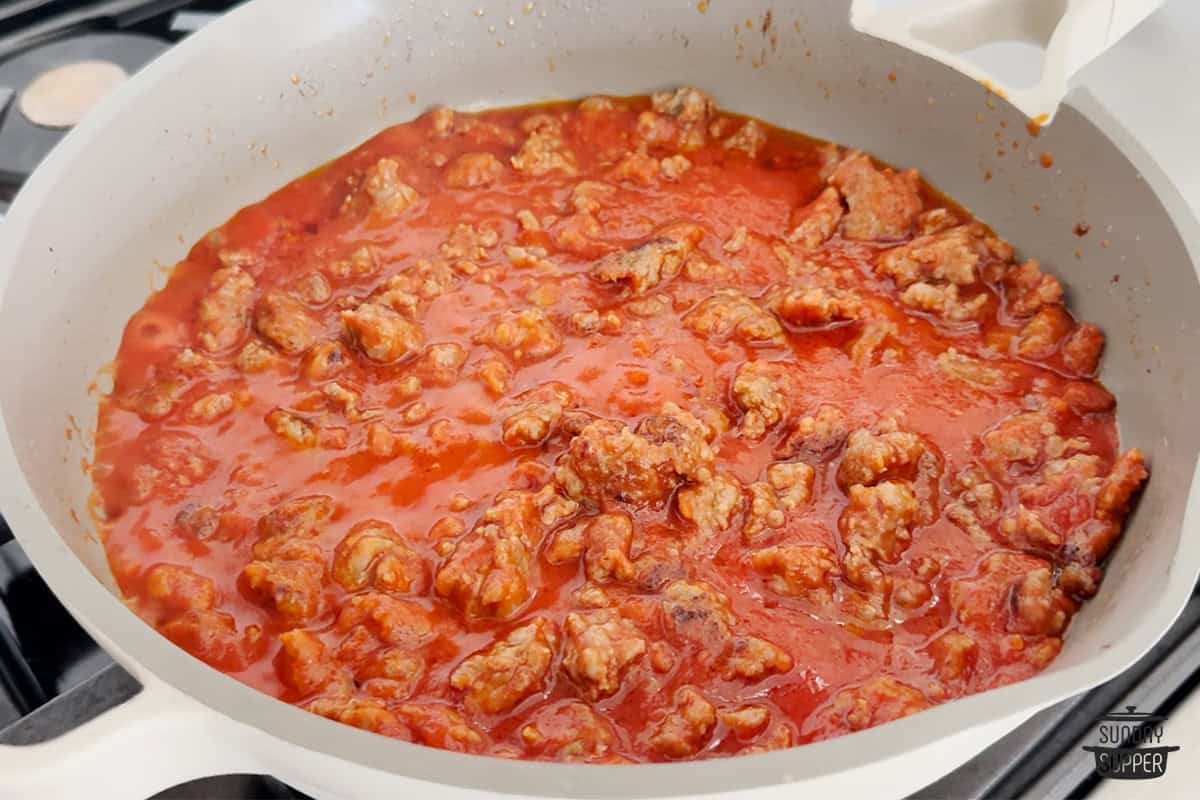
1 1 1199 798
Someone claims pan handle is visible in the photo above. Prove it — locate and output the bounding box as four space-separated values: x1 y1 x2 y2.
0 670 255 800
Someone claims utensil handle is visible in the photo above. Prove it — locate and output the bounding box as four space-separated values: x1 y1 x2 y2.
0 671 249 800
850 0 1166 122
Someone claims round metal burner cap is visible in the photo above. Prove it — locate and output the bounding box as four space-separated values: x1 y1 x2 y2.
19 60 128 129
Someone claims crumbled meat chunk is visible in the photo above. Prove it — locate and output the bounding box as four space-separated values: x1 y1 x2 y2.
445 151 504 188
776 405 849 461
772 286 862 327
500 382 574 447
849 320 899 366
828 151 923 241
570 181 615 214
511 118 577 176
837 427 927 488
349 158 419 217
561 609 646 700
476 358 512 396
916 208 959 236
275 630 347 697
724 636 793 681
441 223 500 261
1010 567 1075 636
937 348 1003 387
1061 322 1105 376
159 609 262 671
415 342 467 386
751 545 839 600
660 154 692 180
336 592 434 649
582 512 635 583
723 226 748 254
1096 448 1148 520
980 410 1057 477
341 302 424 363
649 686 717 758
307 696 407 736
236 340 278 373
610 147 660 185
742 482 785 542
787 187 844 249
651 86 715 125
187 392 234 424
829 676 929 732
324 246 378 280
554 408 715 507
197 267 256 353
927 632 978 681
257 495 332 539
724 120 766 157
731 360 793 439
839 481 920 563
253 293 319 354
122 431 216 504
646 86 716 150
677 474 743 534
474 307 563 363
590 230 699 295
302 341 348 379
435 489 576 619
242 556 324 624
683 290 784 345
265 408 317 448
144 563 218 616
398 703 487 752
450 618 557 714
520 701 618 762
294 272 331 305
1003 259 1063 317
877 224 1012 289
901 281 990 322
1015 306 1074 359
331 520 424 594
767 461 815 509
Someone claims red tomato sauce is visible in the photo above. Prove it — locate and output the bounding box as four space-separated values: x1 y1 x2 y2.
92 89 1147 761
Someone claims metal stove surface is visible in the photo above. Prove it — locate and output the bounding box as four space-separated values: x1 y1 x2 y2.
0 2 1198 799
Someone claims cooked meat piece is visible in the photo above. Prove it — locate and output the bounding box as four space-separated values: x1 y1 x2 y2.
828 676 929 732
684 290 784 345
197 267 256 353
445 151 505 188
561 609 646 700
500 382 574 447
554 408 714 508
837 426 927 488
649 686 717 758
731 360 794 439
877 224 1012 289
724 120 766 157
677 473 743 535
450 618 557 714
750 545 839 600
1003 259 1063 317
590 230 699 295
787 187 844 248
474 307 563 363
839 481 920 563
341 302 424 363
331 521 424 594
828 151 923 241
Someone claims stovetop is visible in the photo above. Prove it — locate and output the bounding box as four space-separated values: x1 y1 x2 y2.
0 2 1197 799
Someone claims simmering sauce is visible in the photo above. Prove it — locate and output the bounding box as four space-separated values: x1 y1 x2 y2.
93 89 1147 761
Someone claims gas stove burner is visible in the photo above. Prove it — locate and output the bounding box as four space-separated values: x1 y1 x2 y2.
19 58 129 129
0 33 167 184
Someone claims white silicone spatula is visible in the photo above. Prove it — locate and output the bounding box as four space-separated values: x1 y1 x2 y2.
850 0 1165 124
